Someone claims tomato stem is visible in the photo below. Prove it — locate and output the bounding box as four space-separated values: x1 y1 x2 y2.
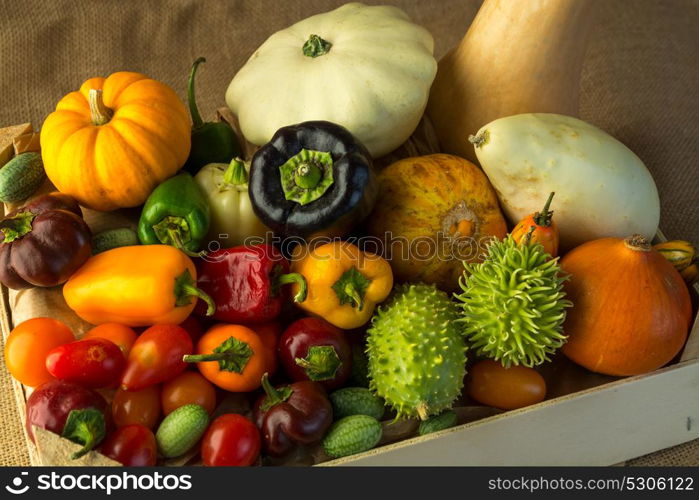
533 192 555 227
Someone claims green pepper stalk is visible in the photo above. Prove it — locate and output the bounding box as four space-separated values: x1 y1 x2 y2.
137 173 211 257
183 57 242 175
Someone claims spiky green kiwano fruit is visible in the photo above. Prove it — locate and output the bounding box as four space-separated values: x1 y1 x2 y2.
367 283 466 420
456 236 572 367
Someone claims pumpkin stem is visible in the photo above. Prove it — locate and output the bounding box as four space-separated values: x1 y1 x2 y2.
187 57 206 129
88 89 113 126
533 192 555 226
624 234 652 252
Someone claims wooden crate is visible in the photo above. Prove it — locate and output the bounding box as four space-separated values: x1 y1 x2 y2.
1 119 697 465
2 233 697 467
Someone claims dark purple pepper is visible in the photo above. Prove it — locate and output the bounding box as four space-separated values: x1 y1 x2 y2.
0 192 91 289
253 374 332 457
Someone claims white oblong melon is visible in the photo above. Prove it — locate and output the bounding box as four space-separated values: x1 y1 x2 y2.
471 113 660 250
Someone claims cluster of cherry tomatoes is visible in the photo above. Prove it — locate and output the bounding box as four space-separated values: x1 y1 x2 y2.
4 310 355 466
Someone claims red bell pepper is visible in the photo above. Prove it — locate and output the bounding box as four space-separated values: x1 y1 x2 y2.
194 244 306 324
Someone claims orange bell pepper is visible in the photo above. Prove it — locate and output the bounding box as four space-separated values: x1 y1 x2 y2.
183 323 269 392
63 245 214 327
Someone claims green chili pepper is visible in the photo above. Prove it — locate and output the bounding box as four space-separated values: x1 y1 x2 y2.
137 173 210 257
183 57 242 175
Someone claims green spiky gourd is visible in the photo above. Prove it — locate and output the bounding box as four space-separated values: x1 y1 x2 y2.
455 236 572 368
367 283 466 420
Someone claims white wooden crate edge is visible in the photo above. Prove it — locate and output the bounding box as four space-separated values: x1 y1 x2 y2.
324 359 699 466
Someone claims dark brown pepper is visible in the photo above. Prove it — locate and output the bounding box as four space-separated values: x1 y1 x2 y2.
253 375 333 457
0 192 92 289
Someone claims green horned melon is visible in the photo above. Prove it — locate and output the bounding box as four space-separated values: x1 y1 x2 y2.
455 236 573 368
366 283 466 420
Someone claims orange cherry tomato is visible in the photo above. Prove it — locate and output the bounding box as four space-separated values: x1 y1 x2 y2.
467 360 546 410
253 322 280 376
161 371 217 415
112 385 161 429
184 324 267 392
84 323 138 357
4 318 74 387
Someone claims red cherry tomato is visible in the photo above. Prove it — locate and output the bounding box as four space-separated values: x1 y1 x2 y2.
120 324 192 391
201 414 260 467
112 386 161 429
4 317 74 387
101 424 157 466
467 360 547 410
84 323 138 357
46 338 126 388
161 371 216 415
278 317 351 389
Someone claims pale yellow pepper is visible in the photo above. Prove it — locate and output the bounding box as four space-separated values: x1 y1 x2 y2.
194 159 269 249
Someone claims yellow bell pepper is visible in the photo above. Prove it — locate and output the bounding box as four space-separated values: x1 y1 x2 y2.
291 241 393 329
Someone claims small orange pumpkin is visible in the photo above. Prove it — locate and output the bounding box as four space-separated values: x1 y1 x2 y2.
561 235 692 376
40 72 191 211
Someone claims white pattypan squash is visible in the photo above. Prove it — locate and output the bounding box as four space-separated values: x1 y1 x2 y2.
225 2 437 158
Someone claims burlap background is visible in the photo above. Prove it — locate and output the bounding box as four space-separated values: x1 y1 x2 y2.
0 0 697 466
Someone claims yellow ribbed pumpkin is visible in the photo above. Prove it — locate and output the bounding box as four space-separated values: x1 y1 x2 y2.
40 72 191 211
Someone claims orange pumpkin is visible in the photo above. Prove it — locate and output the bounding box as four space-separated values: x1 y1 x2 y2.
40 72 191 211
561 235 692 376
367 154 507 291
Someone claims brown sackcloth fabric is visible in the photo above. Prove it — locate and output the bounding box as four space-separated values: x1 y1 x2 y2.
0 0 697 466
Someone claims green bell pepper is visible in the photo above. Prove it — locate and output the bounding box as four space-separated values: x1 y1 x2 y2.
183 57 242 175
137 173 210 257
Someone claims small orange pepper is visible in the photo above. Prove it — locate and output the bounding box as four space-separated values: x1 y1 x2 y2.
510 192 559 258
183 323 268 392
63 245 215 327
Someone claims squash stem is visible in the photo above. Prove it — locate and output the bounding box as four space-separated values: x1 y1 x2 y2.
187 57 206 129
302 34 332 57
624 234 651 252
88 89 113 126
468 131 489 148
